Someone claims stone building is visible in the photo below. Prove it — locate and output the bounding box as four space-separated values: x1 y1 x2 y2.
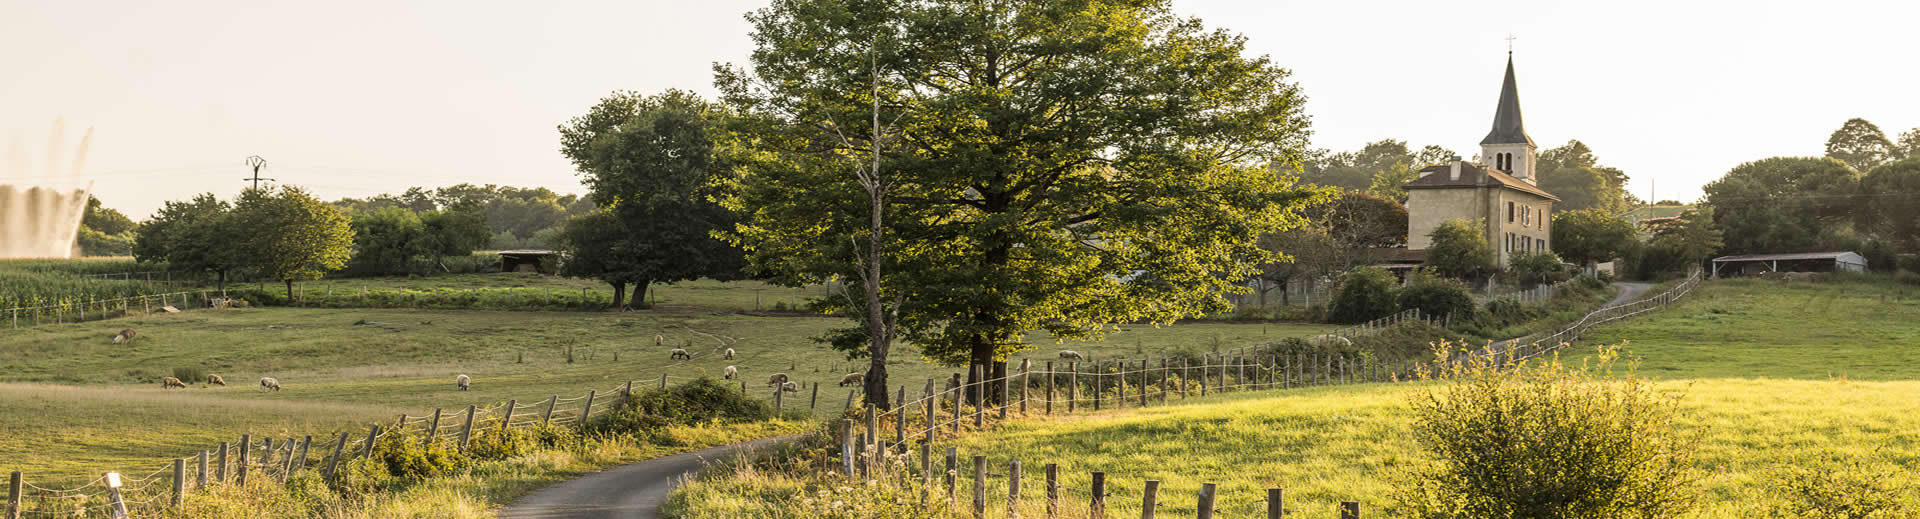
1403 55 1557 267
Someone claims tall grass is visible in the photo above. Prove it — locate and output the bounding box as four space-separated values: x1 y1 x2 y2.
0 258 198 311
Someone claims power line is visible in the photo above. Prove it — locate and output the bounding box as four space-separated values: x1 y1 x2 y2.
243 155 275 190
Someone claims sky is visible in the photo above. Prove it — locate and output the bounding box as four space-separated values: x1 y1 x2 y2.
2 0 1916 219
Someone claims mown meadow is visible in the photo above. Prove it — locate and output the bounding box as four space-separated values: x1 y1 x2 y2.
667 276 1920 518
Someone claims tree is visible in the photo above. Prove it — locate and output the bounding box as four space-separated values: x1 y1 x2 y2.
233 186 354 298
346 207 430 276
77 196 137 256
1396 269 1475 321
1897 128 1919 161
1550 209 1639 268
1702 157 1860 254
558 90 746 308
1297 140 1454 195
1506 250 1570 285
723 0 1321 391
1825 118 1897 171
1537 140 1631 213
1328 266 1400 324
1426 219 1494 279
555 209 645 305
419 202 491 270
134 193 246 291
1859 157 1920 251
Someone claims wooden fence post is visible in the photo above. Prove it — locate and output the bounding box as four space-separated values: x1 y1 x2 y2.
1008 459 1022 519
919 443 932 505
1199 354 1208 396
972 364 985 427
1045 463 1058 518
1093 361 1102 411
1181 357 1190 399
170 458 185 507
944 447 958 507
1045 361 1055 415
895 387 907 451
236 434 251 485
362 425 379 458
1196 482 1217 519
543 395 557 424
1341 501 1360 519
459 405 476 452
1139 359 1149 407
950 381 962 434
325 432 348 482
1020 361 1031 415
1159 357 1169 403
579 391 596 429
295 435 311 473
971 455 986 518
1266 488 1284 518
425 409 442 447
775 384 785 411
840 420 856 477
1090 471 1106 519
195 450 207 491
6 471 19 519
501 400 516 432
1140 479 1160 519
1000 366 1012 420
1068 362 1079 412
216 442 229 483
811 383 820 410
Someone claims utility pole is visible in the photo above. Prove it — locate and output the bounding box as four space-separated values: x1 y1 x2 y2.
244 155 274 190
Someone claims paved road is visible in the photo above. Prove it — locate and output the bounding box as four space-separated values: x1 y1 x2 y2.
1607 281 1652 307
497 435 801 519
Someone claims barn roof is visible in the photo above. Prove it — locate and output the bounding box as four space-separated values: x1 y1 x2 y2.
1711 252 1864 263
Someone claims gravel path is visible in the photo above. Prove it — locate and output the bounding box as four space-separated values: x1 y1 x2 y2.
497 435 800 519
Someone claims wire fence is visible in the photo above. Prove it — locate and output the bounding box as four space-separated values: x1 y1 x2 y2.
3 290 229 329
1457 269 1704 366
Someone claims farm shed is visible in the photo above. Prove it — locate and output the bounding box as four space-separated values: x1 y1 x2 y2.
497 250 555 274
1710 251 1865 278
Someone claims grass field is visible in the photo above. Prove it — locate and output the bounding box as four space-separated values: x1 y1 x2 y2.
0 305 1333 478
670 276 1920 518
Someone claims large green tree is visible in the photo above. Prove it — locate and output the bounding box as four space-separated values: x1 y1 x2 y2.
1825 118 1898 171
554 209 647 305
557 90 746 308
1860 157 1920 251
1637 206 1722 277
1550 208 1639 268
78 196 137 256
1896 128 1919 161
1702 157 1860 254
1537 140 1631 213
345 207 431 276
1426 219 1494 280
723 0 1320 393
1254 190 1406 304
233 186 354 298
134 193 247 291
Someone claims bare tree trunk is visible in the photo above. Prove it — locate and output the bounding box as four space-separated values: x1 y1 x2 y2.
608 281 626 309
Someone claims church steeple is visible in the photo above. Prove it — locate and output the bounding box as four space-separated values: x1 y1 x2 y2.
1480 54 1538 185
1480 55 1533 146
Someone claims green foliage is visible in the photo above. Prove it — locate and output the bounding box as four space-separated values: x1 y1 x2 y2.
1859 157 1920 252
420 203 491 265
1297 140 1454 195
1256 190 1407 302
591 377 775 438
1704 157 1861 254
338 426 468 495
1537 140 1633 214
333 184 594 249
1506 250 1570 285
1825 118 1899 172
1328 267 1400 324
556 90 745 307
1634 206 1723 279
346 207 431 276
1551 208 1639 267
233 186 355 298
1396 270 1476 321
76 195 137 256
1395 346 1701 519
134 193 248 290
722 0 1322 369
1426 219 1494 279
1760 455 1916 519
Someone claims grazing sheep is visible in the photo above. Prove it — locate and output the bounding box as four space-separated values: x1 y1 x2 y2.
780 381 800 393
838 372 866 387
669 348 692 360
724 365 738 380
161 377 186 389
1311 334 1353 347
1058 350 1084 361
207 374 226 386
766 373 790 387
455 374 471 391
112 329 137 344
724 347 735 360
259 377 281 392
655 335 664 346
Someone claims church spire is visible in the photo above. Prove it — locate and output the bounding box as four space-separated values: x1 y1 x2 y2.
1480 55 1533 146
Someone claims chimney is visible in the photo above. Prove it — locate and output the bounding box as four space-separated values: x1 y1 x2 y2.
1449 159 1463 181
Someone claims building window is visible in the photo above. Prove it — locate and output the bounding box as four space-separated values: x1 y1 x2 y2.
1524 236 1532 250
1508 202 1515 222
1522 206 1530 226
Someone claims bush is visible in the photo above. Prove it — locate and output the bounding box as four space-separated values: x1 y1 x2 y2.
592 377 775 437
338 426 467 495
172 366 208 383
1760 455 1916 518
1393 344 1701 519
1328 267 1399 324
1506 250 1571 285
1397 269 1476 321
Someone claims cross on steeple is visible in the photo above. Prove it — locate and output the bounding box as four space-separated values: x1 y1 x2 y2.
1506 33 1517 55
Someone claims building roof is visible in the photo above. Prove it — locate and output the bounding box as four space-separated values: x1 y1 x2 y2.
1711 252 1865 263
1480 55 1535 146
495 250 556 256
1405 162 1560 201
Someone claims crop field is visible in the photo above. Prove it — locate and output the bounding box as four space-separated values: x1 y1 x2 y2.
0 303 1334 479
0 258 191 311
670 276 1920 518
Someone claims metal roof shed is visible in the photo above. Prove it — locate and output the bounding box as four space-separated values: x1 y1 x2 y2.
1710 251 1866 278
497 250 555 274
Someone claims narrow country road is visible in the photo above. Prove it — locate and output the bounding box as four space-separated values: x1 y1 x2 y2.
1607 281 1652 307
497 435 801 519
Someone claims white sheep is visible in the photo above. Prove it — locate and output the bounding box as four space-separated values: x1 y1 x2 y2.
669 348 692 360
161 377 186 389
259 377 281 392
655 335 664 346
780 381 800 393
724 347 735 360
455 374 470 391
724 365 738 380
207 374 226 386
838 372 866 387
766 373 790 387
1311 334 1353 347
1058 350 1084 361
112 328 137 344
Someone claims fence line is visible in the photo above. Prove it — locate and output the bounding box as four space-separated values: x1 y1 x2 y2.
3 290 228 330
1460 269 1704 365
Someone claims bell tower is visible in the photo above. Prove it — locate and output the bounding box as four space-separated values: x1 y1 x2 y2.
1480 54 1537 185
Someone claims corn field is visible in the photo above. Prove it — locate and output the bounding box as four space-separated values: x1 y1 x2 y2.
0 259 197 311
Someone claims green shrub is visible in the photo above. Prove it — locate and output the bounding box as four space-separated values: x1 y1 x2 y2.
338 426 467 495
1328 267 1399 324
1397 270 1476 321
1506 250 1571 285
172 366 208 383
592 377 775 437
1760 455 1916 518
1393 344 1701 519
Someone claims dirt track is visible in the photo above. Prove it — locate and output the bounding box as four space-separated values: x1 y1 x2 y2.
496 435 799 519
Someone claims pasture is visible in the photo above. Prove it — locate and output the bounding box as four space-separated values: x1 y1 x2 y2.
0 303 1334 478
668 276 1920 518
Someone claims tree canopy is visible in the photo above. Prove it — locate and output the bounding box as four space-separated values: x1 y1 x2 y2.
133 193 247 290
232 186 355 298
1537 140 1632 214
557 89 745 307
1550 208 1639 267
1860 157 1920 252
1702 157 1860 254
1636 206 1722 277
1825 118 1899 172
1426 218 1494 279
1294 140 1454 201
722 0 1322 376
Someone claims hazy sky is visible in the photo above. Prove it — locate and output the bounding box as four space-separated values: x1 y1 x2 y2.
4 0 1915 219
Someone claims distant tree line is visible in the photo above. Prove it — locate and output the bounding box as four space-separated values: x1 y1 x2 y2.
134 186 354 297
330 184 596 251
